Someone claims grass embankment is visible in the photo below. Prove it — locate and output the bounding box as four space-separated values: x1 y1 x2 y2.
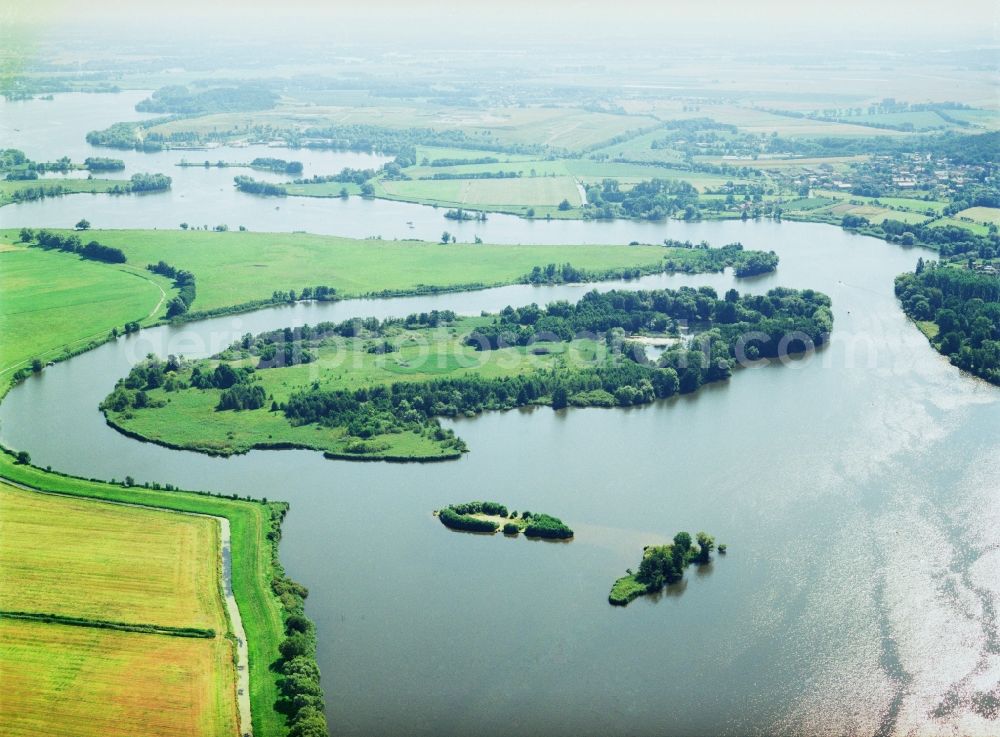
0 480 237 736
0 178 130 207
0 451 291 737
0 228 680 314
0 242 173 393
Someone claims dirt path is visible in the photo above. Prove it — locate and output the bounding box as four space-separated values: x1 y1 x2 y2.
0 474 253 736
217 516 253 736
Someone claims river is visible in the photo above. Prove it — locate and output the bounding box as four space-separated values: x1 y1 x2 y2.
1 92 998 737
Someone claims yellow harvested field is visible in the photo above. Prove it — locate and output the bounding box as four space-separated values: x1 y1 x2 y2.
0 482 225 630
0 618 237 737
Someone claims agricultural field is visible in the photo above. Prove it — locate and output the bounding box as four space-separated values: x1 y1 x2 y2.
144 102 661 152
955 206 1000 227
0 452 288 737
413 145 538 164
376 175 583 209
827 202 930 225
0 618 238 737
375 157 751 201
943 108 1000 130
0 243 173 385
1 229 673 313
808 192 948 217
0 480 238 737
626 102 906 138
778 196 934 227
831 111 952 131
698 155 867 174
927 216 993 236
0 481 226 630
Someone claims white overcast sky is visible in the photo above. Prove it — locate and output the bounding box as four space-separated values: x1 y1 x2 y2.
4 0 998 45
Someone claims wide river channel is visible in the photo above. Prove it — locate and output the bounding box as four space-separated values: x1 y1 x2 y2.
1 93 998 736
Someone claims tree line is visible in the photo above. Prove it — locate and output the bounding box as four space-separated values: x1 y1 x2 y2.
19 228 126 264
234 175 287 196
250 157 304 175
147 260 197 317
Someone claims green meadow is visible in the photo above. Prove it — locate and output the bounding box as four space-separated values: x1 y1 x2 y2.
0 242 173 385
1 228 675 313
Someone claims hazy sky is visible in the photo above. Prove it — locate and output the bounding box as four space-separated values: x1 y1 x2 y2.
4 0 998 46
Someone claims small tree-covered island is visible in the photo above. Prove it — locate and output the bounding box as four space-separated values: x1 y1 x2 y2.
436 501 574 539
100 286 831 461
609 532 725 606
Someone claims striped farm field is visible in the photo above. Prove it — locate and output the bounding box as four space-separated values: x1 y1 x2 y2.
0 617 238 737
0 481 226 631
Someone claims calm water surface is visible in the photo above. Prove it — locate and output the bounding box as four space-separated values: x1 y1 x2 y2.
1 93 998 736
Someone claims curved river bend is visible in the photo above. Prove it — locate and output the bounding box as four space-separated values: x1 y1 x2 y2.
2 93 999 736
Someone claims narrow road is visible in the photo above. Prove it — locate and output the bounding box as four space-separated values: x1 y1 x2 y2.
0 474 252 736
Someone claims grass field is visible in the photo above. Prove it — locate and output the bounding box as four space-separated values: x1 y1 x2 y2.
414 145 538 164
0 451 288 736
0 229 672 314
377 175 583 209
0 618 237 737
810 190 948 218
0 244 173 384
955 206 1000 226
827 202 931 225
943 108 1000 130
927 217 993 236
287 157 743 213
832 111 950 131
0 481 226 630
779 194 935 227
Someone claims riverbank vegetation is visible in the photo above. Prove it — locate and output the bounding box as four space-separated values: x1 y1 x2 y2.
0 448 326 736
609 531 721 606
100 286 830 460
895 262 1000 384
436 501 574 538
